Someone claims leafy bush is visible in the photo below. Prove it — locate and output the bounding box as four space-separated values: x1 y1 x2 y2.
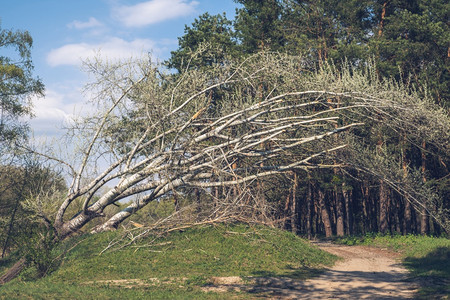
15 223 59 278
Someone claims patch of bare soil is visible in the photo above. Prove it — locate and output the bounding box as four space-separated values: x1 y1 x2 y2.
82 278 159 288
204 242 418 299
82 277 187 289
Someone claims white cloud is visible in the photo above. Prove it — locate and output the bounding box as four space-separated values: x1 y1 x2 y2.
29 89 76 136
113 0 199 27
68 17 103 30
46 37 156 67
34 89 75 121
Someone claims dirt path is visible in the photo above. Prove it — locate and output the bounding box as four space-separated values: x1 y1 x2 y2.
207 242 418 299
294 242 418 299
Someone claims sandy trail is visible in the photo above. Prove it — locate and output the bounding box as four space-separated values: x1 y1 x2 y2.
207 242 418 299
293 242 418 299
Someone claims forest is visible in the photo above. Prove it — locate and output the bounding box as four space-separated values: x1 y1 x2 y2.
166 0 450 237
0 0 449 288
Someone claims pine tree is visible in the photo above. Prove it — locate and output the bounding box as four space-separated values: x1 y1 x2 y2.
167 13 237 72
234 0 285 53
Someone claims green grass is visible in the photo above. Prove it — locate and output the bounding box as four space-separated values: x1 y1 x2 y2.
336 233 450 299
0 223 337 299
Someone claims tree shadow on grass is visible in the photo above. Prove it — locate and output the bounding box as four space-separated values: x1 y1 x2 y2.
404 246 450 299
251 266 326 281
247 267 327 298
247 267 416 299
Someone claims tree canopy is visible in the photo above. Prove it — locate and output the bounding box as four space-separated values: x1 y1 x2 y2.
167 12 238 73
169 0 449 106
0 24 44 149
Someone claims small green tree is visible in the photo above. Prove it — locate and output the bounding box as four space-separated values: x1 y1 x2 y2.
167 12 238 72
0 162 66 258
0 24 44 149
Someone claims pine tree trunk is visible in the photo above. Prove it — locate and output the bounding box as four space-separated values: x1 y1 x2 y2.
342 182 352 235
335 187 345 236
314 199 320 236
306 179 313 239
401 140 412 234
404 199 412 234
291 172 298 234
394 198 401 234
420 141 428 235
361 180 369 233
379 180 389 233
318 189 332 237
284 188 291 230
378 1 388 37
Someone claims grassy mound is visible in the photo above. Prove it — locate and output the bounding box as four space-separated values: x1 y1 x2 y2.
0 224 336 299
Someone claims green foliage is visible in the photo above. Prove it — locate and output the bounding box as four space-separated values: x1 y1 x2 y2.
0 162 67 262
15 223 59 278
282 0 373 65
167 12 237 72
0 24 44 148
372 0 450 105
234 0 285 53
170 0 449 104
128 198 177 224
1 224 336 298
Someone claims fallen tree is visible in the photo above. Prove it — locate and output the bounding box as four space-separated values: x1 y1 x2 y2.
25 53 448 239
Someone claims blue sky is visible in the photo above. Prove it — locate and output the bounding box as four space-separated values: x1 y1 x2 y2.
2 0 239 138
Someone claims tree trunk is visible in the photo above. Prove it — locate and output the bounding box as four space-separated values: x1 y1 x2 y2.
342 181 352 235
291 172 298 234
314 198 320 236
394 197 402 234
404 199 412 234
57 207 103 238
420 141 428 235
335 187 345 237
0 257 26 285
2 195 20 258
361 179 369 233
379 180 389 233
2 169 27 258
284 188 291 230
318 189 332 237
401 140 412 234
306 178 313 239
378 1 389 37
